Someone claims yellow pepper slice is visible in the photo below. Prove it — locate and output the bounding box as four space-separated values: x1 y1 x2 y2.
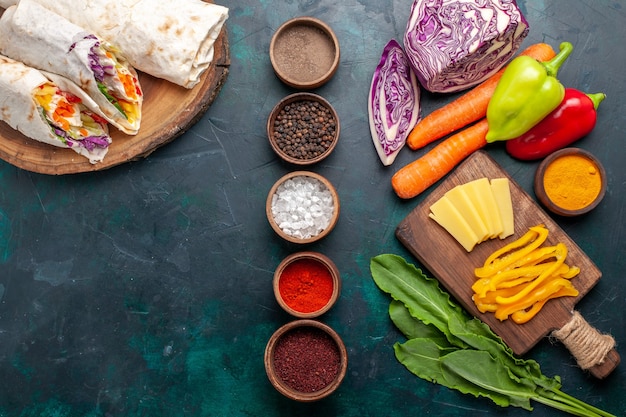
505 245 560 270
474 283 527 305
474 300 498 313
495 263 571 290
486 261 554 291
560 265 580 279
494 276 574 321
475 225 549 278
494 243 567 305
471 225 580 325
472 247 561 298
472 263 551 298
510 283 579 324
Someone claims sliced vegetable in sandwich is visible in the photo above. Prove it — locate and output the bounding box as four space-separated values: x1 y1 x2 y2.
0 55 111 163
0 0 142 135
2 0 229 88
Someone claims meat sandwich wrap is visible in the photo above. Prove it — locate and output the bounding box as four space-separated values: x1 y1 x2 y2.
0 55 111 163
0 0 228 89
0 0 143 135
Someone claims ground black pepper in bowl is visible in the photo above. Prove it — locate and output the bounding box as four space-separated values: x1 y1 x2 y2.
267 92 340 165
269 17 340 89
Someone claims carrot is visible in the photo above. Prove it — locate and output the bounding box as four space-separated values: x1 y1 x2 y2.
406 43 557 151
392 119 489 199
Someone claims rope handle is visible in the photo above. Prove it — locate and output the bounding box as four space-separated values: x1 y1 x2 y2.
552 311 620 379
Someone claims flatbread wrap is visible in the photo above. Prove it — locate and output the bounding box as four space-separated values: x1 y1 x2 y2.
0 0 143 135
0 55 111 163
0 0 228 89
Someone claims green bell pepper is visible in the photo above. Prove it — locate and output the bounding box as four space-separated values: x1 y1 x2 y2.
485 42 574 143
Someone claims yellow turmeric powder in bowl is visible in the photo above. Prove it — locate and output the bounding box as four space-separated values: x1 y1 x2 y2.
534 148 607 216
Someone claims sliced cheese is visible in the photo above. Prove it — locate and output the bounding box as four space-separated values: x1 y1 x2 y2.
464 178 503 239
429 195 478 252
490 178 514 239
445 185 490 242
429 177 517 252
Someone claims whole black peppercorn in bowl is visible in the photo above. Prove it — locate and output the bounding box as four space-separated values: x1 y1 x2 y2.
267 92 340 165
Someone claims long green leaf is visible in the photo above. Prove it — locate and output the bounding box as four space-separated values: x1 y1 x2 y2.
395 338 532 410
441 349 536 410
389 300 451 345
447 314 561 390
394 338 458 384
371 254 467 347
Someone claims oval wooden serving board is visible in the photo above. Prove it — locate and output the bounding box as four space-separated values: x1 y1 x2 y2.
0 6 230 175
396 151 619 378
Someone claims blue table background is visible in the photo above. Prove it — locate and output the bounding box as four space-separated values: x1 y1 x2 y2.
0 1 624 416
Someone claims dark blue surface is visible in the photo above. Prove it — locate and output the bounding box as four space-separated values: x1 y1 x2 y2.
0 1 624 416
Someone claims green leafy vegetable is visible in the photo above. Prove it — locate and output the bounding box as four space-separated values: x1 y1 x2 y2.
394 338 457 385
371 253 468 348
389 300 447 343
97 82 127 119
371 254 615 417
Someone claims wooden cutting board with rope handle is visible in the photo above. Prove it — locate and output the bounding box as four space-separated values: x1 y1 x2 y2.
395 151 619 379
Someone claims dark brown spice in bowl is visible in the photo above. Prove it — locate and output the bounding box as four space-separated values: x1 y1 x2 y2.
264 319 348 401
273 325 340 392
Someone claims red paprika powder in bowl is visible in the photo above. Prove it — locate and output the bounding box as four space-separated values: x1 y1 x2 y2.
264 319 348 402
273 251 341 318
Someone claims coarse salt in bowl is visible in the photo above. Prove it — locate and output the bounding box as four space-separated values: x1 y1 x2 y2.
266 171 340 244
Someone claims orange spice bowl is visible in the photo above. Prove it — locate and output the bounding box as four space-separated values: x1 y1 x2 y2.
264 319 348 402
534 148 607 217
266 171 340 244
273 251 341 318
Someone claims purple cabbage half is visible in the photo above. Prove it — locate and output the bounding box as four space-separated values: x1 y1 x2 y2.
403 0 529 93
368 39 421 166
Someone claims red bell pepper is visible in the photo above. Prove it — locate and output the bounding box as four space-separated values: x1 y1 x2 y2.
505 88 605 160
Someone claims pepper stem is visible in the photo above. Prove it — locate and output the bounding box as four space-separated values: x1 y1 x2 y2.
587 92 606 110
543 42 573 77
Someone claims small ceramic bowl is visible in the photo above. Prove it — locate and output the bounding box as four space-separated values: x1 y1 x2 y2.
269 16 340 89
534 147 607 217
264 319 348 402
266 171 340 244
273 251 341 318
267 92 340 165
